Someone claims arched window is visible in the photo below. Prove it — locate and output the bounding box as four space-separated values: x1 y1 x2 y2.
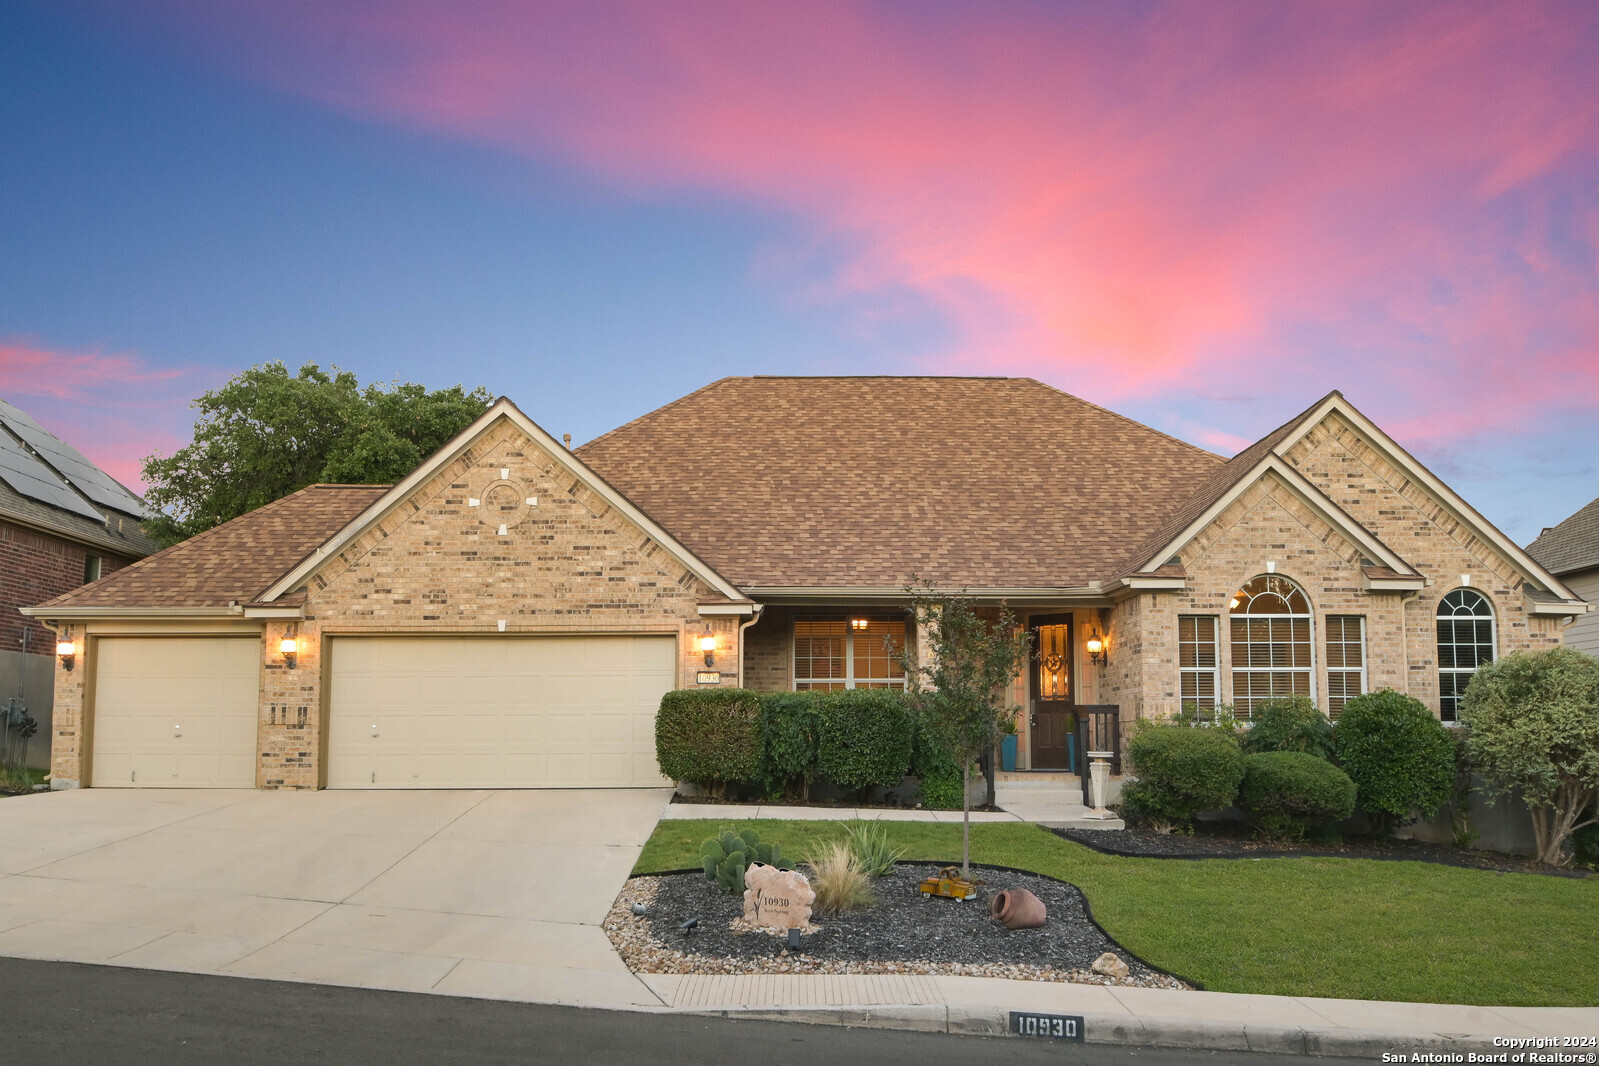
1229 574 1314 719
1437 589 1494 723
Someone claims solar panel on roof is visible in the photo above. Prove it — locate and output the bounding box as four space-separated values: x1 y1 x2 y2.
0 398 148 517
0 428 104 520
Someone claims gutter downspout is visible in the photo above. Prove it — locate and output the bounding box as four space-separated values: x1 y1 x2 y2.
736 604 765 689
1398 587 1422 698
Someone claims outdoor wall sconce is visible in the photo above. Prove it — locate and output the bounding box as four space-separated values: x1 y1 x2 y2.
1086 628 1108 668
698 627 716 667
279 629 299 670
57 638 76 672
849 618 870 631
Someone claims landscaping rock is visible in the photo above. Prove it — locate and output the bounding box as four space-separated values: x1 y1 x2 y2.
742 863 814 932
1091 952 1129 979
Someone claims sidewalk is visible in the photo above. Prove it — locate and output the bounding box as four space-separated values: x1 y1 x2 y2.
660 802 1021 822
633 972 1599 1056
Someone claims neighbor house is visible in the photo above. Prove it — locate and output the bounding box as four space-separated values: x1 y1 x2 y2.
1527 496 1599 658
25 378 1585 791
1 397 158 768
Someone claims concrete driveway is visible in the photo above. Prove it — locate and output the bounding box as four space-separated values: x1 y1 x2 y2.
0 787 672 1007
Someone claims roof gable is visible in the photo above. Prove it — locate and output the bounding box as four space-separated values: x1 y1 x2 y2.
1130 451 1418 580
259 398 747 604
1280 395 1581 602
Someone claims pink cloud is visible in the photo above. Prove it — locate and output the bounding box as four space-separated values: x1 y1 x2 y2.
127 1 1599 447
0 337 198 492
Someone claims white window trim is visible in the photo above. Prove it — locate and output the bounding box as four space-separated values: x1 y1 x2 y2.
1228 576 1318 716
1437 588 1496 723
1178 615 1221 711
1325 614 1367 716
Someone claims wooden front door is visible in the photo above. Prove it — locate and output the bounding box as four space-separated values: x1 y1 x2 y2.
1029 616 1074 769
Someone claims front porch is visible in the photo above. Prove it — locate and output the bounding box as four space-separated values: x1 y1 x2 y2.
740 600 1127 827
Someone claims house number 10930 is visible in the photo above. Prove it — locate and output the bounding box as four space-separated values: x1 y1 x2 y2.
1010 1012 1083 1041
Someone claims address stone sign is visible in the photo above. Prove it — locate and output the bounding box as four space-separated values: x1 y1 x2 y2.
742 864 814 931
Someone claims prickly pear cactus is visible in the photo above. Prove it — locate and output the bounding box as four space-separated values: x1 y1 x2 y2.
700 826 790 894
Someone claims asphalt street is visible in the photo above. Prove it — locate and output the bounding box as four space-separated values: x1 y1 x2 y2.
0 956 1369 1066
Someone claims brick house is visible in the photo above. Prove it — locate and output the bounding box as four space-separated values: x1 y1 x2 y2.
1 398 158 768
26 378 1587 791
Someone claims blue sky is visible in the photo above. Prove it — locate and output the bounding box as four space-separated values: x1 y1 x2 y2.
1 0 1596 541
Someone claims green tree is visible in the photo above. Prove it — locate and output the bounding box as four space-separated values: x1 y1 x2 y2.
1461 649 1599 866
141 362 491 545
898 582 1031 879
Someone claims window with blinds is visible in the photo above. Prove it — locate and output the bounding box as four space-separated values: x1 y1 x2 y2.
1178 615 1219 713
1324 615 1366 718
1229 574 1314 718
793 617 906 691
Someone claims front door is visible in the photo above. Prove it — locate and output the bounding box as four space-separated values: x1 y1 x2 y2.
1029 616 1074 769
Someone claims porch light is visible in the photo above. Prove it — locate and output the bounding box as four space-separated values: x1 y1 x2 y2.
849 618 870 631
1229 593 1242 610
279 635 298 670
57 639 76 672
698 627 716 667
1086 628 1108 668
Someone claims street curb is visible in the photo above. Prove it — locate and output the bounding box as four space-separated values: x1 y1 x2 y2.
685 1003 1508 1056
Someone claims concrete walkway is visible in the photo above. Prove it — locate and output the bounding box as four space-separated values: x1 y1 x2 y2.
2 789 1593 1055
660 802 1021 821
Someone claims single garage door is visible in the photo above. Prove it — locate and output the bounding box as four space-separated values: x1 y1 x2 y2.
91 637 260 788
326 635 676 788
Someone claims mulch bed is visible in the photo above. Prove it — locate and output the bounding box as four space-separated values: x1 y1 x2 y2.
1054 824 1590 878
604 862 1189 988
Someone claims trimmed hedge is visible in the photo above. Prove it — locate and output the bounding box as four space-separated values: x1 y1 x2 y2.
655 688 761 792
758 691 824 801
1241 695 1335 760
1120 725 1245 825
1334 689 1454 836
816 689 914 791
909 709 964 810
1238 751 1357 840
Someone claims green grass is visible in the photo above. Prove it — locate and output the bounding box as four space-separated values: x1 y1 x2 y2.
0 766 47 795
637 819 1599 1007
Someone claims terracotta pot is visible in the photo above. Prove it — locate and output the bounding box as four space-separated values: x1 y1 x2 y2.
990 887 1047 929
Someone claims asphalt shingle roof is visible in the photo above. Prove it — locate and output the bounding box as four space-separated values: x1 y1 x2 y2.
576 376 1224 588
37 484 387 609
1527 496 1599 576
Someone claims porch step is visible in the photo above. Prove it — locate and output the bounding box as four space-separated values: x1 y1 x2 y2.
995 772 1122 829
994 771 1083 808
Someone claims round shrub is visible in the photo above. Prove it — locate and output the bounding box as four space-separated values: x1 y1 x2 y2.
1333 689 1454 836
655 688 761 794
1240 695 1334 760
1238 751 1357 841
817 689 914 791
1120 726 1245 826
758 691 824 800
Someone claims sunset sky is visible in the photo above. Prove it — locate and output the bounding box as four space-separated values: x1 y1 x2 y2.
2 1 1596 539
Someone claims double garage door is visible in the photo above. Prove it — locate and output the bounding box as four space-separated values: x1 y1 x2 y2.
90 634 675 789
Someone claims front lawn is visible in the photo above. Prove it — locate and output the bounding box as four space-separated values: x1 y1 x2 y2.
636 819 1599 1007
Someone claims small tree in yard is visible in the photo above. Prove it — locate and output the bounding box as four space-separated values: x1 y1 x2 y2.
898 584 1031 880
1460 648 1599 866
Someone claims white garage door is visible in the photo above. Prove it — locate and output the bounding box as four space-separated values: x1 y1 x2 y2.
92 637 259 788
326 635 676 789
